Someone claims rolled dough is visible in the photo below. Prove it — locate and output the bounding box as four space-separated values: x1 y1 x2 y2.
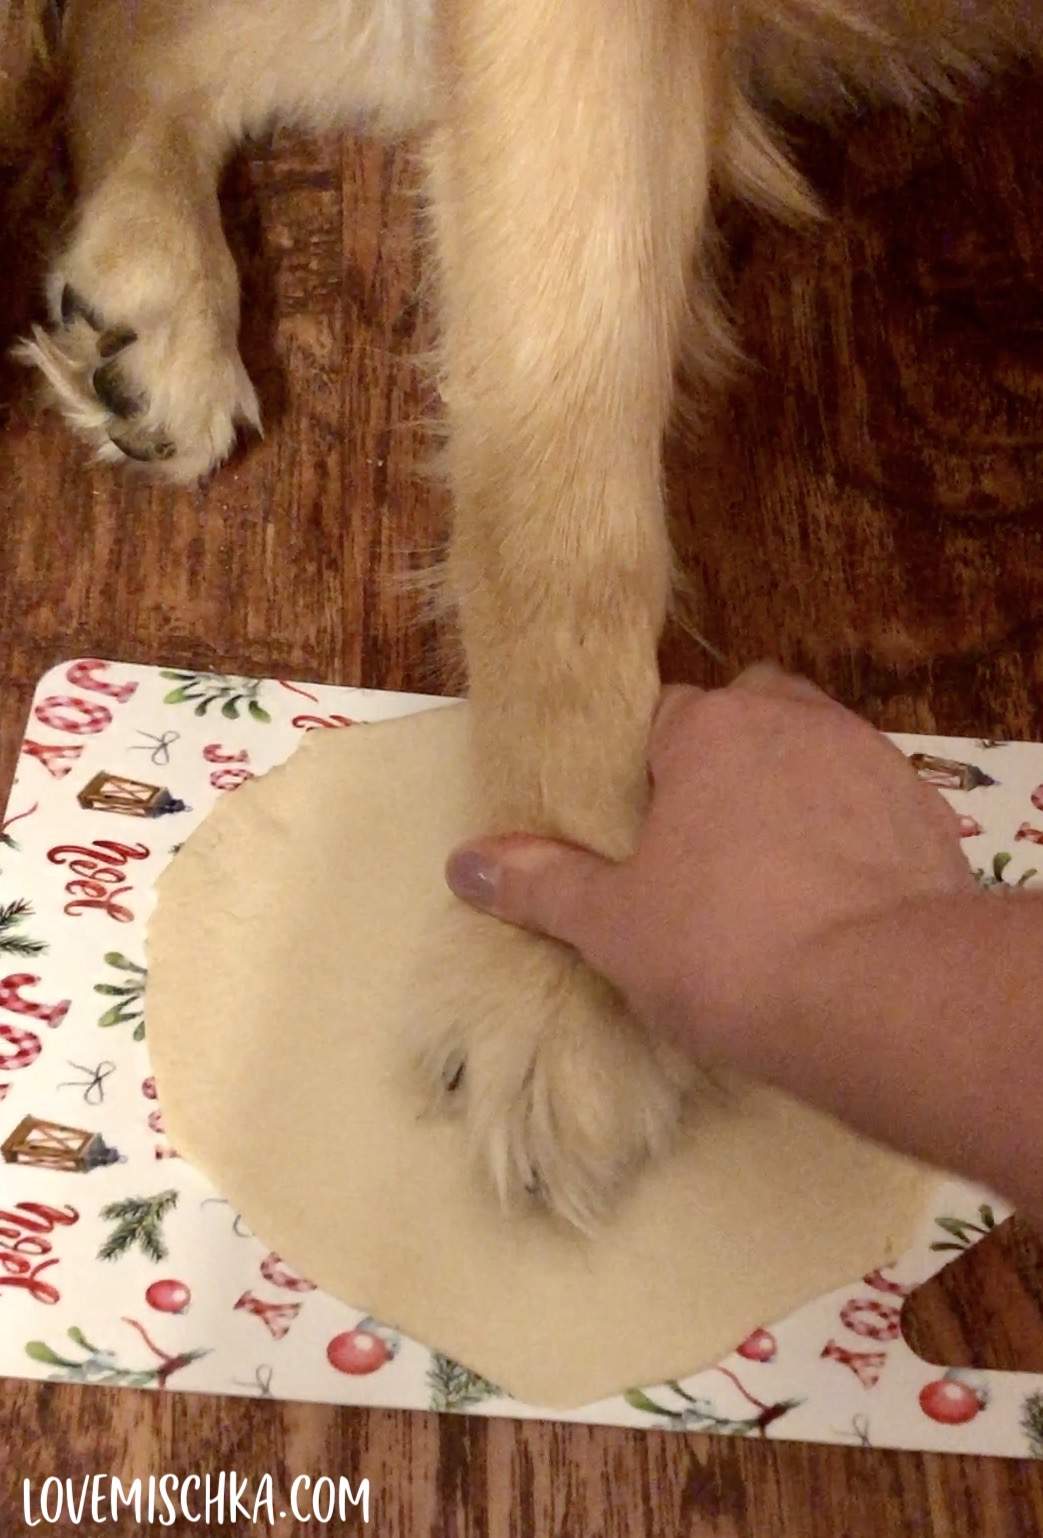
147 703 931 1409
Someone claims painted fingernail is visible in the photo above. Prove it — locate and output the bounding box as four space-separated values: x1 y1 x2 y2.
446 848 498 908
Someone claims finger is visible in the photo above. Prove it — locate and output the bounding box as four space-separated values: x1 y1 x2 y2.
731 660 836 705
445 834 616 949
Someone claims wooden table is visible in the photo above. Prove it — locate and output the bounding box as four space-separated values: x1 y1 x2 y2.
2 43 1043 1536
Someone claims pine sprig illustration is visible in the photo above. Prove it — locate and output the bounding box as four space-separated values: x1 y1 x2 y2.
1022 1392 1043 1459
0 898 47 957
427 1352 500 1412
98 1190 179 1263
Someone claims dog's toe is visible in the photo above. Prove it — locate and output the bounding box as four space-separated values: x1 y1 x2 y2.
17 285 257 482
92 356 145 419
109 429 177 463
97 326 138 359
87 339 179 464
59 284 102 330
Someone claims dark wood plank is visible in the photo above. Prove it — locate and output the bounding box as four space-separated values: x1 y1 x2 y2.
905 1218 1043 1372
1 7 1043 1529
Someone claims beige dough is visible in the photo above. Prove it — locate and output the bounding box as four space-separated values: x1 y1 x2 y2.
148 704 931 1409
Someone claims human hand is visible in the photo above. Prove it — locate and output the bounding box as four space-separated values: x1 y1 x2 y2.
446 664 976 1073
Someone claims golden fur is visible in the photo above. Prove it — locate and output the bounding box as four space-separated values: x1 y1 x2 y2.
10 0 1041 1225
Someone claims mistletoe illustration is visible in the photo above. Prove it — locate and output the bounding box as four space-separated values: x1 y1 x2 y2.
160 670 271 722
427 1352 500 1412
974 852 1036 890
98 1189 178 1262
25 1321 207 1389
625 1368 801 1437
0 898 47 958
930 1202 997 1255
1022 1391 1043 1459
95 951 147 1039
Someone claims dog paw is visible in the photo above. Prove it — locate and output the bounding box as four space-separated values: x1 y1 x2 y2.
16 250 259 482
413 906 694 1230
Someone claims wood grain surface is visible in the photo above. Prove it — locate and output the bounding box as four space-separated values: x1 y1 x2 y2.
2 23 1043 1533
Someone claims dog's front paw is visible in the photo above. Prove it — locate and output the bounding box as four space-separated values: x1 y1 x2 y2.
16 210 259 481
414 906 693 1230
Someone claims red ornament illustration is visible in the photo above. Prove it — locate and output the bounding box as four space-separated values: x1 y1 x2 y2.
146 1278 191 1315
919 1371 987 1425
736 1327 777 1363
327 1330 389 1375
326 1318 399 1376
142 1077 157 1100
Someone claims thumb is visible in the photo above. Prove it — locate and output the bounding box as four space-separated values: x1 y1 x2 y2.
445 835 615 949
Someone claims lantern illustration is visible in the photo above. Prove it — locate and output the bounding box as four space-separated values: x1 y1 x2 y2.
1 1114 122 1172
77 772 188 818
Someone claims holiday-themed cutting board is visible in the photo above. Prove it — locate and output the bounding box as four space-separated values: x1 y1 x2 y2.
1 658 1042 1458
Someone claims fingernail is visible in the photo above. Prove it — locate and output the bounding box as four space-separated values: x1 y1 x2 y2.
446 848 499 908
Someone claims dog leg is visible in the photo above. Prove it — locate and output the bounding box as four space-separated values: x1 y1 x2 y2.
416 0 724 1226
